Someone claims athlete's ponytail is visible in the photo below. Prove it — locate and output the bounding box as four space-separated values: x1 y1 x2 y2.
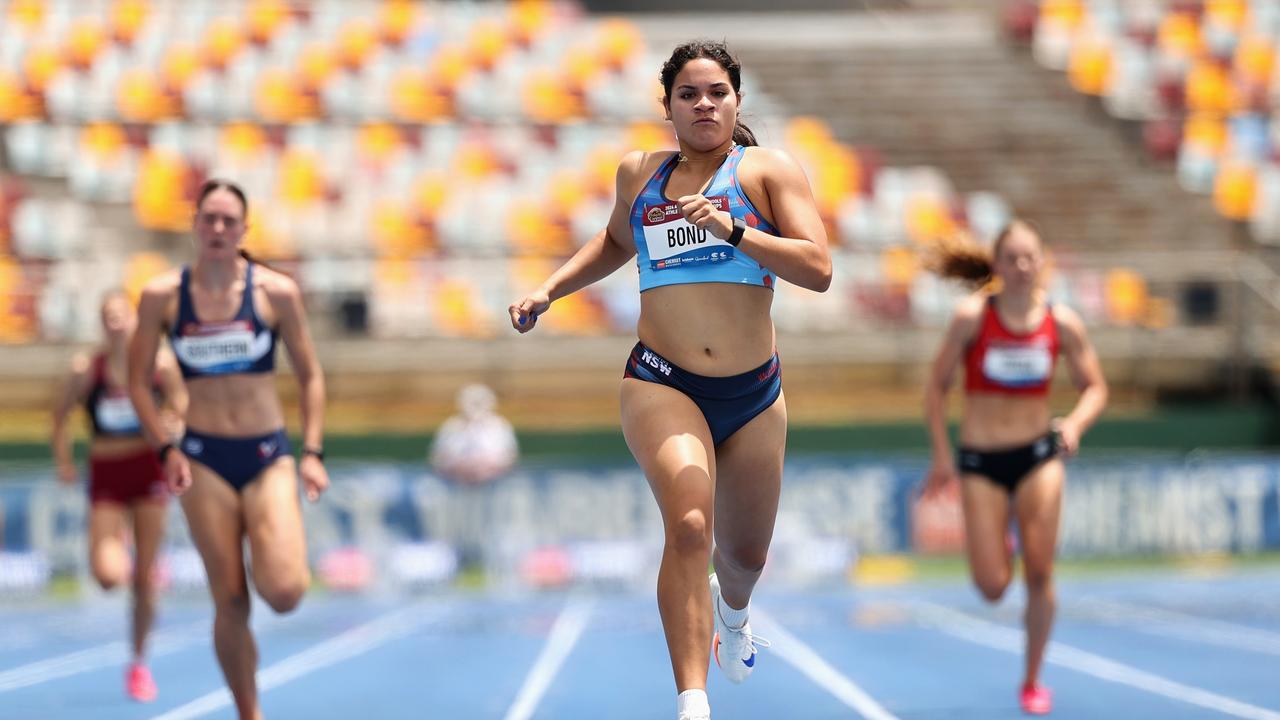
925 219 1039 288
733 119 758 148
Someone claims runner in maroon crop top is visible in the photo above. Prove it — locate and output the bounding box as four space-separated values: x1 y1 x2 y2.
921 220 1108 715
50 289 186 703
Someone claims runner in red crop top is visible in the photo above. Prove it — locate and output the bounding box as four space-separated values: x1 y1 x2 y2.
921 220 1108 716
50 289 186 702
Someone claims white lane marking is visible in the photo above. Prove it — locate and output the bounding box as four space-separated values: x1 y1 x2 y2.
1076 596 1280 657
149 602 450 720
913 600 1280 720
752 607 900 720
0 621 205 693
503 597 595 720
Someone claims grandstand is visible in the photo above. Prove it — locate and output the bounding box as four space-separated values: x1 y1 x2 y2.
0 0 1276 436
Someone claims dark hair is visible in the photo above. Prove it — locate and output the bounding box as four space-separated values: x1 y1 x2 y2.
660 39 757 147
196 178 258 266
925 219 1041 288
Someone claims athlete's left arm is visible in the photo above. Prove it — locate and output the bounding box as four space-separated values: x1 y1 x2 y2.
270 275 329 501
679 147 831 291
1054 305 1108 455
154 349 188 437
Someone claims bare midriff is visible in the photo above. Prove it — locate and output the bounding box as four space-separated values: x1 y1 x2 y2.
961 392 1052 449
184 374 284 437
636 283 775 377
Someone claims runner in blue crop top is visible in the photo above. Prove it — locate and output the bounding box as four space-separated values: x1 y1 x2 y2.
510 41 832 720
128 179 329 720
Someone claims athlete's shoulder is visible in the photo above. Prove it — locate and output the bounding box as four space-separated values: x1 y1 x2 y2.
1048 302 1086 338
953 292 989 323
618 150 674 181
741 146 802 173
139 269 182 302
254 264 301 303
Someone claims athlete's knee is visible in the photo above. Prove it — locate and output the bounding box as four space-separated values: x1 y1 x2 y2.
91 555 127 591
260 572 309 614
1023 565 1054 595
214 589 252 622
973 571 1011 603
717 545 768 577
666 508 712 556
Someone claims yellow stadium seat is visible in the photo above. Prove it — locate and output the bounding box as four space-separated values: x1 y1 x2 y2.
0 71 41 122
246 0 290 46
371 200 429 259
297 43 337 91
1183 114 1227 155
379 0 418 46
110 0 148 46
23 45 62 93
1185 60 1235 115
255 68 317 122
412 171 450 221
277 149 325 207
433 278 491 338
596 19 643 72
133 151 192 232
203 17 244 71
881 246 919 286
1067 35 1112 96
1233 34 1273 86
80 123 127 161
337 18 378 71
509 0 553 49
161 43 202 92
523 69 584 123
1104 268 1148 326
357 123 404 167
65 17 106 72
389 67 454 121
117 68 178 122
507 197 571 257
905 195 957 245
1157 11 1203 62
432 45 471 92
468 19 509 72
1212 160 1256 220
123 252 170 304
1205 0 1246 31
8 0 45 32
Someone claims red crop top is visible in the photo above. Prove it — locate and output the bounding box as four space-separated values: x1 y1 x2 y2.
964 297 1059 396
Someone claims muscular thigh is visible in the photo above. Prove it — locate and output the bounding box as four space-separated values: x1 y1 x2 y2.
960 474 1013 573
620 378 716 521
713 391 786 553
181 463 248 602
1014 459 1064 573
241 458 307 584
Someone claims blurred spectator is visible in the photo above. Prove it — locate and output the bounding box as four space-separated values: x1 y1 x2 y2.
429 383 517 485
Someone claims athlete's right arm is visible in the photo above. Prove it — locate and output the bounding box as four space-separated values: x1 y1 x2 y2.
508 151 644 332
129 276 192 493
50 353 91 485
921 295 983 497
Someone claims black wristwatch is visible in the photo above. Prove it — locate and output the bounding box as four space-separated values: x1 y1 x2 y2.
727 216 747 247
156 442 177 463
302 446 325 462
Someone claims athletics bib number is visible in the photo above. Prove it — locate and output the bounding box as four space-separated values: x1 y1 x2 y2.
641 198 735 270
94 395 141 433
983 344 1052 386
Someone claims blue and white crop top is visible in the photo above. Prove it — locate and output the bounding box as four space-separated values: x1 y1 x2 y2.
629 144 778 292
169 264 277 379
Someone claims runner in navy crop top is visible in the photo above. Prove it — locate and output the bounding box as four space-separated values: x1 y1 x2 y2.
921 220 1108 715
509 41 831 720
127 179 329 720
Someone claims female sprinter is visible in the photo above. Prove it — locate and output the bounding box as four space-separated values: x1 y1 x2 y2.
509 40 831 720
50 290 186 702
922 220 1108 715
128 179 329 720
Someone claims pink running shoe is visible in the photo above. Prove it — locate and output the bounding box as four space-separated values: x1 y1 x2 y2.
1020 683 1052 715
126 663 157 703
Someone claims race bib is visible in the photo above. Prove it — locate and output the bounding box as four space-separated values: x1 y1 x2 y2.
983 343 1052 386
642 197 735 270
94 394 141 433
173 321 269 370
